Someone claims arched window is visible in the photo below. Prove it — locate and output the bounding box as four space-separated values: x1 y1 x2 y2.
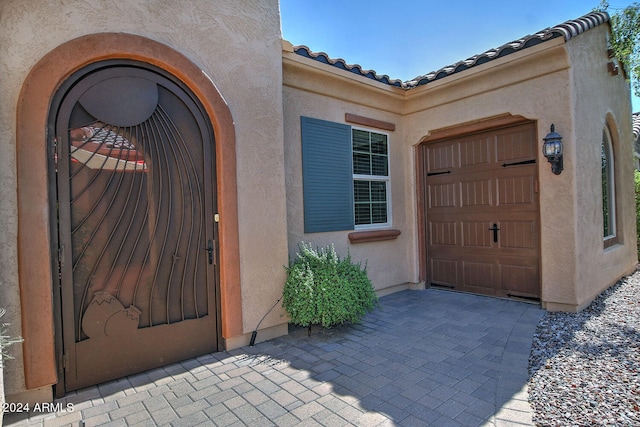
602 126 616 245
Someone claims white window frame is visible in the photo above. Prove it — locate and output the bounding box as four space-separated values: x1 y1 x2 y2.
352 126 392 230
602 125 616 243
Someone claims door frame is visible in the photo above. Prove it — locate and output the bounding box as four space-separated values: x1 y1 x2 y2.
16 33 242 394
50 59 222 392
415 114 541 294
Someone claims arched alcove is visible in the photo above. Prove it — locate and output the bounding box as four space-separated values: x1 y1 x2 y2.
16 33 241 391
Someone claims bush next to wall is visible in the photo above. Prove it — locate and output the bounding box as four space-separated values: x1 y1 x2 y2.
283 243 378 331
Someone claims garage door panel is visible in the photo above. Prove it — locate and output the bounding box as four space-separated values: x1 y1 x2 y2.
499 260 540 297
497 174 535 206
460 137 491 167
428 182 458 209
495 127 535 162
429 220 457 246
430 258 458 286
499 220 536 249
462 261 495 289
460 179 493 207
461 220 493 247
426 143 457 172
424 122 540 299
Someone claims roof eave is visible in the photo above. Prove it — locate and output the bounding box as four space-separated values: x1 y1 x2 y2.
288 11 610 90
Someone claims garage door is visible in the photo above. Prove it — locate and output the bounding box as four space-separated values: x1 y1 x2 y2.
423 122 540 299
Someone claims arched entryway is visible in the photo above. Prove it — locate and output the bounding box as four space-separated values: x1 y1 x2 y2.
16 33 241 396
51 60 220 391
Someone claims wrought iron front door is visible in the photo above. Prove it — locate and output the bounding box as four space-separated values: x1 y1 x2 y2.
53 62 219 391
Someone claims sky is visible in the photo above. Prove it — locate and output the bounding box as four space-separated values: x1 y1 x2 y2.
280 0 640 113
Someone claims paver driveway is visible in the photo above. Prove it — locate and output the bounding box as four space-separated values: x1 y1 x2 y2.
4 289 543 426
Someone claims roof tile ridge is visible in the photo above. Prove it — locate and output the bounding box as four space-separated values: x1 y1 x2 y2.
291 45 407 88
549 11 609 41
290 11 610 90
405 11 609 88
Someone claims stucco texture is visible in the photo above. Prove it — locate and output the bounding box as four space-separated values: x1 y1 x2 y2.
283 83 416 292
567 25 637 307
402 40 581 308
1 0 289 398
284 22 636 313
1 0 636 404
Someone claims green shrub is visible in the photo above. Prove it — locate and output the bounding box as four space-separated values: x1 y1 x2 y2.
635 170 640 259
282 243 378 329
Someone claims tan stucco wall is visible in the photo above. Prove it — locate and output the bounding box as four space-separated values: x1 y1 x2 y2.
283 55 418 292
2 0 635 404
284 23 636 313
567 25 637 309
404 28 636 311
1 0 289 399
402 39 582 308
284 39 580 300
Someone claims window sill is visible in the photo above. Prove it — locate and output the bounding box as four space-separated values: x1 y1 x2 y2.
604 236 621 249
348 228 401 244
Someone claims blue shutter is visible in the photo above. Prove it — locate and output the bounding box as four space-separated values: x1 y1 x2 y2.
301 116 354 233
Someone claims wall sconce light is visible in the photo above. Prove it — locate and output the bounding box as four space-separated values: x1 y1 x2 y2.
542 124 563 175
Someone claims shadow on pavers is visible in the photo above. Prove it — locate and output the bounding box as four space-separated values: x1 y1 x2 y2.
4 289 543 426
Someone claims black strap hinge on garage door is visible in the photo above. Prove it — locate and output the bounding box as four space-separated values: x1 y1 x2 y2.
502 159 536 167
427 171 451 176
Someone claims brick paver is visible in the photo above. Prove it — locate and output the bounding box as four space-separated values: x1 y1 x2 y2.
4 289 543 426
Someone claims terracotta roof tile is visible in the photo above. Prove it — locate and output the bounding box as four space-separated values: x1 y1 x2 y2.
293 11 609 90
292 46 406 87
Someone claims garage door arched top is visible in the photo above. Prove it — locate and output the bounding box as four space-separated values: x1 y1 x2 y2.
418 114 532 145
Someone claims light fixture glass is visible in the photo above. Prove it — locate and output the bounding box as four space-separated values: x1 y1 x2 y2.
542 124 563 175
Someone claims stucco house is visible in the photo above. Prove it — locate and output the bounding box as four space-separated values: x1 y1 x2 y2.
0 0 636 404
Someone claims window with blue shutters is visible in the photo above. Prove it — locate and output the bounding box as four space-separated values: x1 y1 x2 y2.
300 116 391 233
301 116 354 233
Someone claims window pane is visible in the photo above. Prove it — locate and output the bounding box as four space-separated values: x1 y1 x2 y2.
353 152 371 175
355 203 371 225
351 128 389 227
602 133 614 238
602 143 608 236
371 181 386 202
371 154 388 176
352 130 370 152
601 126 617 241
371 203 387 223
354 180 370 202
371 133 387 154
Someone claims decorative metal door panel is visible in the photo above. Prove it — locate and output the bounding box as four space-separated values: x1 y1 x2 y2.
424 123 540 299
53 62 218 391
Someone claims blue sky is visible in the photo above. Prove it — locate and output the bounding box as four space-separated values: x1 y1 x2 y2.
280 0 640 112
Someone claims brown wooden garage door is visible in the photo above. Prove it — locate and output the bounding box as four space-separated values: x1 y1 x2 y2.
422 122 540 299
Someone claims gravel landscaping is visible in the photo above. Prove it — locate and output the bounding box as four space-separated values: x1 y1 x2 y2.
528 268 640 426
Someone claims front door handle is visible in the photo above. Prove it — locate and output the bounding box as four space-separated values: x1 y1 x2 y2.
489 223 500 243
204 239 214 265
